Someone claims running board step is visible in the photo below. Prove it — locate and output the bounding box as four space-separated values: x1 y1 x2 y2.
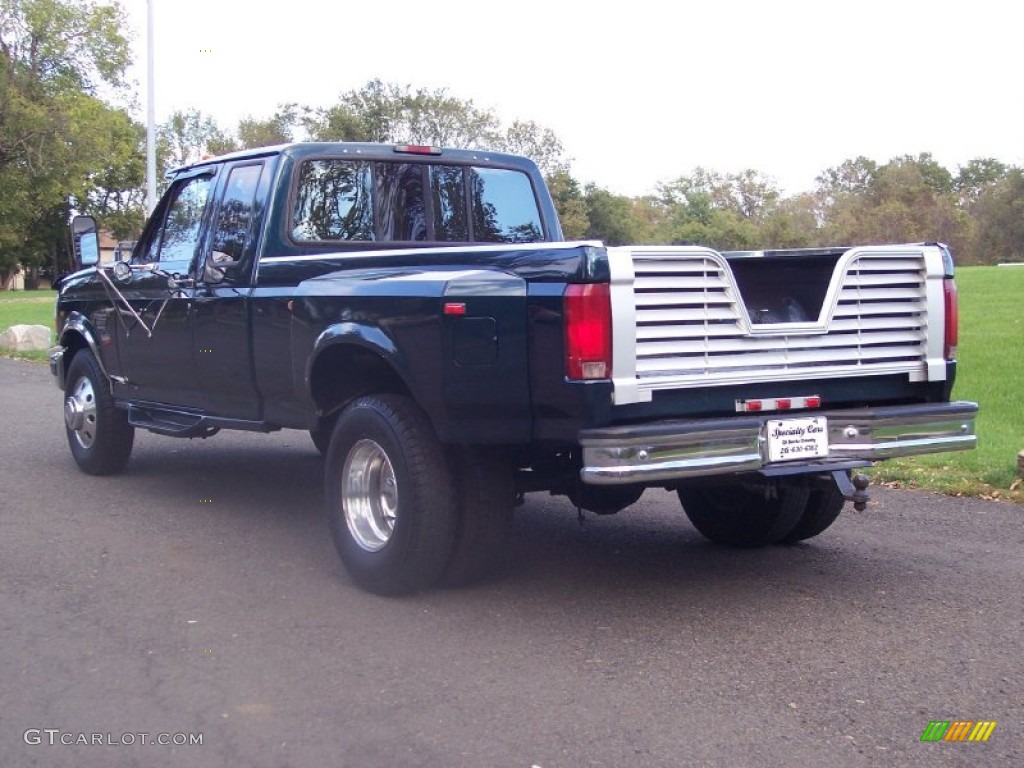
127 405 219 438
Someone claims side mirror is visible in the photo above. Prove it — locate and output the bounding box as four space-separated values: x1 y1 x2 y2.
202 250 236 284
71 216 100 269
112 260 133 284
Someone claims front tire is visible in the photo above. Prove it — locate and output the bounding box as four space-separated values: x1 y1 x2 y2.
678 483 809 547
325 395 458 595
63 351 134 475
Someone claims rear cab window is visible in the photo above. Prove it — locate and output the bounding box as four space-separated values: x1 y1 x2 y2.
289 158 544 245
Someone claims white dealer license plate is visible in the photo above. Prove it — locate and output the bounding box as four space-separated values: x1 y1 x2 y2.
765 417 829 462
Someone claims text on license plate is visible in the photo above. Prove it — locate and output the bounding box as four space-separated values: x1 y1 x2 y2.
766 417 829 462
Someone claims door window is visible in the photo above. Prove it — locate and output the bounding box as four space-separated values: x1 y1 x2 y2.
210 164 263 263
137 175 213 263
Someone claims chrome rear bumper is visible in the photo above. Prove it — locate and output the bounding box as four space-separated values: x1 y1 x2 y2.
580 401 978 485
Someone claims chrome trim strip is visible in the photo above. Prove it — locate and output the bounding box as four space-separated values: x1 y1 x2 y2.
260 240 604 264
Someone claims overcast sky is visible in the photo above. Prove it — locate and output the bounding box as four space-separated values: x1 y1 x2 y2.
123 0 1022 197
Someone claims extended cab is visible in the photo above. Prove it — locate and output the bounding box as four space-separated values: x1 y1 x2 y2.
52 142 979 594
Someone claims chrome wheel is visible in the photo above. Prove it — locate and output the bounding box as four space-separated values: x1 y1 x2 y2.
65 375 98 449
342 439 398 552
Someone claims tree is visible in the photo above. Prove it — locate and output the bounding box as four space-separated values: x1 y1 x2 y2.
493 119 569 177
237 104 297 149
79 105 146 240
658 168 780 221
301 102 373 142
583 184 640 246
303 80 570 175
815 156 878 201
759 194 821 249
0 0 133 282
545 170 588 240
307 79 500 147
969 168 1024 264
158 108 236 175
954 158 1009 205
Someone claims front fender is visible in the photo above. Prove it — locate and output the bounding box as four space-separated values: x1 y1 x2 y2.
56 311 112 389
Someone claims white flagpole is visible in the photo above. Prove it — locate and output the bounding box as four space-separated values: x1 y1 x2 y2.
146 0 157 213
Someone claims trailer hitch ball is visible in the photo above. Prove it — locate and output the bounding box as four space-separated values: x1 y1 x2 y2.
832 470 871 512
851 473 870 512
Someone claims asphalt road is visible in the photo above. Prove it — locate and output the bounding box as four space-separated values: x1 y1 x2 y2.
1 357 1021 768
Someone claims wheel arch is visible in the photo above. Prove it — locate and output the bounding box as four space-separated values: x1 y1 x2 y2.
308 328 415 422
57 312 110 389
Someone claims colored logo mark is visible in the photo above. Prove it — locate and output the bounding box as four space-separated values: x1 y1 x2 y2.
920 720 996 742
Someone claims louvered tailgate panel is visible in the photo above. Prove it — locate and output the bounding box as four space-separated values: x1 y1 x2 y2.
628 250 928 384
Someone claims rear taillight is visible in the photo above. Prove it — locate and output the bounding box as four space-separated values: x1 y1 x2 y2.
564 283 611 380
943 278 958 360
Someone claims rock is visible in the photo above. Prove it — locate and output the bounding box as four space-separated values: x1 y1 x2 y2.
0 324 52 352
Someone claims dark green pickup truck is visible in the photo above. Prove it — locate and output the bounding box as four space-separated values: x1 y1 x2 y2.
51 142 978 594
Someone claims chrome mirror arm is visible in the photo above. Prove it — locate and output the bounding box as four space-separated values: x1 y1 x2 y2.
94 266 153 338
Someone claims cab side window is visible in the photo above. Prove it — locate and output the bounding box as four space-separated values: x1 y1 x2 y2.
288 159 544 244
137 175 213 263
470 168 542 243
291 160 373 241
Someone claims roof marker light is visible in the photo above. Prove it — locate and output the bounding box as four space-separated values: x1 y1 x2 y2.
394 144 442 155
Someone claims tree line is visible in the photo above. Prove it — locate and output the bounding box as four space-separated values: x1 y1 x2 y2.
2 0 1021 286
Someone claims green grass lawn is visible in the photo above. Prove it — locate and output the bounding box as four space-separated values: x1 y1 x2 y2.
3 268 1022 502
871 265 1024 503
0 289 55 362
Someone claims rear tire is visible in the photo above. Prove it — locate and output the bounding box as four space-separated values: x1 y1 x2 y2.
438 447 515 588
678 483 809 547
63 351 134 475
780 487 845 543
324 395 457 595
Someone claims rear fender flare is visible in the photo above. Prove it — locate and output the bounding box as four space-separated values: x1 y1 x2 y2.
304 322 417 411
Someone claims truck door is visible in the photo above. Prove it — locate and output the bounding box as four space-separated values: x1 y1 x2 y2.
116 169 214 408
192 160 269 419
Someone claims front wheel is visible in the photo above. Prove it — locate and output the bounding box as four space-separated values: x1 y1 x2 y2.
324 395 458 595
677 483 809 547
63 351 134 475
